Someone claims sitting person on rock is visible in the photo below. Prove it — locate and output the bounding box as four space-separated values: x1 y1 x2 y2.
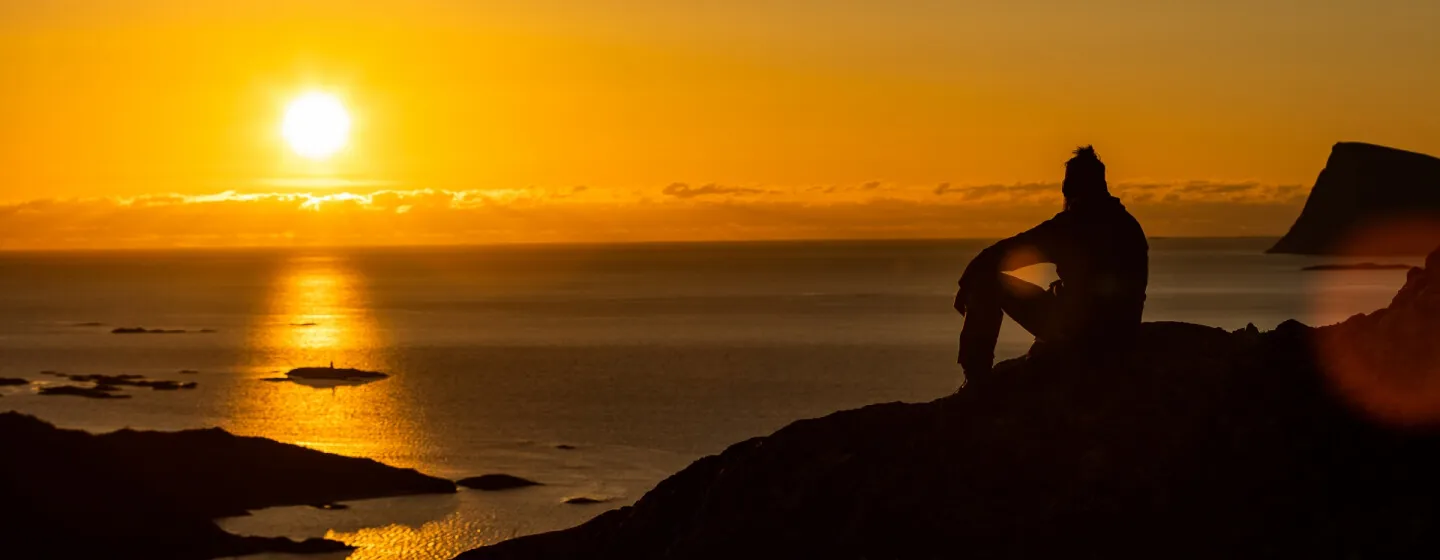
954 146 1149 379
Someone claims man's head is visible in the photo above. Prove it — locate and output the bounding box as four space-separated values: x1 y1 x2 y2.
1062 145 1108 202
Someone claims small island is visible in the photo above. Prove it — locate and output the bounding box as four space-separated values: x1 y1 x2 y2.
112 327 187 334
34 373 198 398
57 373 197 391
1301 262 1413 271
458 474 543 491
286 363 389 381
38 385 133 399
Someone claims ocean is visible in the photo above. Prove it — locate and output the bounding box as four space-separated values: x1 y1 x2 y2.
0 238 1418 559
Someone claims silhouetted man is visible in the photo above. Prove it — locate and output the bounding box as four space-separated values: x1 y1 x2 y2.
954 146 1148 378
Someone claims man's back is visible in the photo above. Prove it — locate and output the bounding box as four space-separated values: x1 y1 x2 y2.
1043 197 1149 342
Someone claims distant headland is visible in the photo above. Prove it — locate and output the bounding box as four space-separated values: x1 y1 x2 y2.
1270 142 1440 255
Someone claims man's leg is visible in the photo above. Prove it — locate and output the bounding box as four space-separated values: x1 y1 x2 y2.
958 272 1058 373
958 276 1004 373
996 274 1060 341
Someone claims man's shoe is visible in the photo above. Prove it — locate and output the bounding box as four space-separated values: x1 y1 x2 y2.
958 362 993 391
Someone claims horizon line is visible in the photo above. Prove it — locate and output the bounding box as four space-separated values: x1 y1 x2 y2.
0 235 1285 255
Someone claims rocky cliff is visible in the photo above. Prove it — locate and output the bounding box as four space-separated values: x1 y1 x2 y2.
0 415 457 559
1270 142 1440 255
460 247 1440 559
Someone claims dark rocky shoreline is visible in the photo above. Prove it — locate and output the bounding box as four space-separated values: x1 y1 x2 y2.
460 246 1440 560
0 414 457 559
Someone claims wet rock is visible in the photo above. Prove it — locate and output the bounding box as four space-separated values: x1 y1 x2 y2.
0 378 29 386
458 474 543 491
555 444 578 451
564 497 608 505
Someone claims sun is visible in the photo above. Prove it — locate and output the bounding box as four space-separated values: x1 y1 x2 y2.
282 92 351 160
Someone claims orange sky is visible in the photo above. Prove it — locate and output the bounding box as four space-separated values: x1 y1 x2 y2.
2 1 1438 248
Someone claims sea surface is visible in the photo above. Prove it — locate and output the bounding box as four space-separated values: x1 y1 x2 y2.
0 238 1419 559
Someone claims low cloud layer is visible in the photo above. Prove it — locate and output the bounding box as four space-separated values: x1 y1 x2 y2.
0 181 1309 250
662 183 770 198
933 181 1306 205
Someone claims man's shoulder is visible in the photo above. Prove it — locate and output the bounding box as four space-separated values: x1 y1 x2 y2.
1044 210 1076 227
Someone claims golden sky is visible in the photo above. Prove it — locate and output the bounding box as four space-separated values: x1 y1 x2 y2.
2 1 1438 248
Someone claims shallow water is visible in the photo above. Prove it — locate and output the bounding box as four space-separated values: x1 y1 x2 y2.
0 238 1417 559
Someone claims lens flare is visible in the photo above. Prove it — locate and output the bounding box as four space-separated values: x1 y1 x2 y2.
1311 219 1440 426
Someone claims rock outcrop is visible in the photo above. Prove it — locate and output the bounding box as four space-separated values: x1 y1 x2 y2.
1315 249 1440 425
458 474 544 491
1270 142 1440 255
460 246 1440 560
38 385 132 399
0 413 457 559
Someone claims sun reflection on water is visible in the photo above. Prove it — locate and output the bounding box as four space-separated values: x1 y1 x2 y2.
226 253 427 467
323 509 496 560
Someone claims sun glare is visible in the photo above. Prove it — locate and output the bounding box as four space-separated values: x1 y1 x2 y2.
282 92 351 160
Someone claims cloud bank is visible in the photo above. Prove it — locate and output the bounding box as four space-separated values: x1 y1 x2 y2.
0 181 1308 250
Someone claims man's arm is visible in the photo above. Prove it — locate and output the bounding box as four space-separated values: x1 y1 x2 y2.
954 217 1063 314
